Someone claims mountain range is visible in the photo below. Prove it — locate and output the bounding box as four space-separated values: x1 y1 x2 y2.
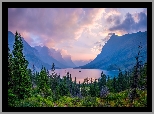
73 60 92 67
8 31 77 71
78 31 147 70
8 30 147 71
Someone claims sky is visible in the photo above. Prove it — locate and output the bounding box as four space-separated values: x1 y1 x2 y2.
8 8 147 61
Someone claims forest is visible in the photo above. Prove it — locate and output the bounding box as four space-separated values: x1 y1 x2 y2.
8 31 147 107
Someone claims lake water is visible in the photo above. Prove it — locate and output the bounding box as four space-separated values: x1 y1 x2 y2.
49 68 120 83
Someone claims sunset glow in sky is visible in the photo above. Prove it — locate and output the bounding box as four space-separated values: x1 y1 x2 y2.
8 8 147 61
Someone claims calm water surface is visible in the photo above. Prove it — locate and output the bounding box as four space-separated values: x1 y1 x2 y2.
50 68 120 83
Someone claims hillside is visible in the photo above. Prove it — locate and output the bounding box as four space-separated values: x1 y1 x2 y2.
80 31 147 70
34 46 76 68
8 31 61 71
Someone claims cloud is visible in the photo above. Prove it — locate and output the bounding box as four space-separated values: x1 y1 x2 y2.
106 15 121 25
8 8 147 61
143 8 147 15
94 41 101 45
91 44 103 54
57 49 71 58
8 8 84 47
101 35 110 43
8 8 106 48
79 8 105 27
104 8 121 20
137 12 147 29
98 33 113 44
109 13 135 32
109 12 147 33
108 33 114 36
63 45 73 48
92 31 115 54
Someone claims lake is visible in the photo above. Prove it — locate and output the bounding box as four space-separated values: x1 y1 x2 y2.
49 68 120 83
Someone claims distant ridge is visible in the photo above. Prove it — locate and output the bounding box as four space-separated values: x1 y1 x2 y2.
79 31 147 70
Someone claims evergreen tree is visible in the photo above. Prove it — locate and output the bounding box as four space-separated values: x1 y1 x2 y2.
123 70 129 90
112 76 117 93
8 45 17 106
51 63 56 77
98 72 107 91
59 76 69 96
81 82 86 97
46 69 50 78
37 66 51 97
117 69 124 92
8 45 13 89
11 31 32 100
106 76 112 92
139 62 147 90
32 64 36 87
27 68 33 88
129 42 143 103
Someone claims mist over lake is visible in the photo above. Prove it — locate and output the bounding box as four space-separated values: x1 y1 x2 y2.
50 68 120 83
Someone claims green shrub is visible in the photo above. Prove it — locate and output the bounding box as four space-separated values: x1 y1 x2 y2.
15 95 54 107
81 96 98 107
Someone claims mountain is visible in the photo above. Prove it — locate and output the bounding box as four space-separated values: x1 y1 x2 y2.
50 48 69 67
80 31 147 70
8 31 60 71
49 48 76 68
34 46 76 68
34 45 70 68
63 55 77 68
73 60 92 67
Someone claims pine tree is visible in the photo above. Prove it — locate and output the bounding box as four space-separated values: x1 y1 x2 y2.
8 45 13 89
106 76 113 92
32 64 36 87
11 31 32 100
139 62 147 90
112 76 117 93
27 68 33 88
37 66 51 97
98 72 107 91
123 70 129 90
51 63 56 77
129 42 143 103
117 69 124 92
8 45 17 106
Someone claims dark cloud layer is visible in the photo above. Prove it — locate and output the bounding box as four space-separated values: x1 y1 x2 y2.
106 15 121 25
109 12 147 32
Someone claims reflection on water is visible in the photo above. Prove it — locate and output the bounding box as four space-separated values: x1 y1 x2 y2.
49 68 120 83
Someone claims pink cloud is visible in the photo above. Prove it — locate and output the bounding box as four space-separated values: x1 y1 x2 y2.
8 8 83 47
8 8 146 62
8 8 107 49
57 49 71 58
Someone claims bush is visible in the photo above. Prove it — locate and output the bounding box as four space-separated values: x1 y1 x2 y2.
15 95 54 107
81 96 98 107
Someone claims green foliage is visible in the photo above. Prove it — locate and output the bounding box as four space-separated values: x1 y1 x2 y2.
117 69 126 92
37 66 52 98
106 76 113 92
138 63 147 90
81 96 98 107
129 43 143 103
8 34 147 107
8 89 18 107
8 31 32 106
99 73 107 89
112 76 118 92
15 95 54 107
